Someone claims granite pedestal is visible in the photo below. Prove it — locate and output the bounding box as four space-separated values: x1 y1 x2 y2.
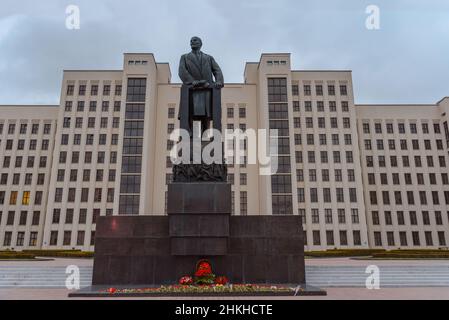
92 182 306 285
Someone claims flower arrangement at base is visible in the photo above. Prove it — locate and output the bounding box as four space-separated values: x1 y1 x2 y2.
193 259 215 285
101 284 295 295
214 276 229 285
179 276 193 286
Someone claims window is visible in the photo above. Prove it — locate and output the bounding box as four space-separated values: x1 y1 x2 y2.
119 195 140 215
21 191 30 205
292 85 299 96
67 85 74 96
103 84 111 95
313 230 321 245
239 107 246 118
374 232 382 246
77 231 85 246
30 211 40 226
115 85 122 96
50 231 58 246
326 230 334 246
102 101 109 112
412 231 420 246
340 85 347 95
289 102 299 114
7 211 15 225
18 211 27 225
127 78 147 102
9 191 18 205
363 123 370 134
29 232 38 246
91 85 98 96
16 232 25 246
304 85 311 96
63 231 72 246
114 101 121 112
240 191 247 215
272 195 292 215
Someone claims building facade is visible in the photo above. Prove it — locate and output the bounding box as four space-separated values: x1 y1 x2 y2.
1 53 448 251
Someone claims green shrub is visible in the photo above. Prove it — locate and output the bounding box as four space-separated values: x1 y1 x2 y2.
305 249 386 257
0 252 35 260
22 250 93 258
373 251 449 259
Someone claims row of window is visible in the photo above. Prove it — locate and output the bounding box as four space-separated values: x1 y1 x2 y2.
60 133 119 146
367 172 449 186
48 230 96 246
295 150 355 164
2 231 40 247
291 84 348 97
51 208 106 225
306 230 361 247
362 121 441 135
0 211 40 226
2 156 47 169
296 169 356 182
371 210 449 226
0 123 52 136
1 173 46 186
1 139 50 151
292 117 352 129
372 230 446 247
54 187 114 203
56 168 116 183
368 190 449 206
292 101 350 113
62 116 120 129
298 208 360 224
364 138 445 151
66 84 122 97
0 191 43 206
58 151 117 165
64 100 121 113
365 155 447 168
294 133 353 146
297 188 358 203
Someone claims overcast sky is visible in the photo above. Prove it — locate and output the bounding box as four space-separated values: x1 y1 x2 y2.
0 0 448 105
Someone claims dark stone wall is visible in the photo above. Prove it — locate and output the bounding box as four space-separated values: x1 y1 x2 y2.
92 215 305 285
92 182 305 285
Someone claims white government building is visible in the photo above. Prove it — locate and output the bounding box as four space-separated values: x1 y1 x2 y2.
1 53 449 251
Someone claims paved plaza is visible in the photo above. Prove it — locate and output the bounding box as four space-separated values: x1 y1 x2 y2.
1 257 449 299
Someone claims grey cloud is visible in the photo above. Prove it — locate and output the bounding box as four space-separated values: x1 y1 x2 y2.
0 0 448 105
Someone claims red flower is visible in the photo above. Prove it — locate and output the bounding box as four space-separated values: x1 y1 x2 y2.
107 287 117 294
215 276 228 285
195 260 212 277
179 276 193 285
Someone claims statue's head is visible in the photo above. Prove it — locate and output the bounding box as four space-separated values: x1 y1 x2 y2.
190 37 202 50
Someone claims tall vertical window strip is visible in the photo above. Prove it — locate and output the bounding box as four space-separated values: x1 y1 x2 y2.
126 78 147 102
268 78 292 215
119 78 147 215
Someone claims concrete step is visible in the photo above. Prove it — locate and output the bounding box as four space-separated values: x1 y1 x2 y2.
1 266 449 288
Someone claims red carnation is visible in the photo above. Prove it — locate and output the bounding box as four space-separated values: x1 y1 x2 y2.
179 276 193 285
215 276 228 285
